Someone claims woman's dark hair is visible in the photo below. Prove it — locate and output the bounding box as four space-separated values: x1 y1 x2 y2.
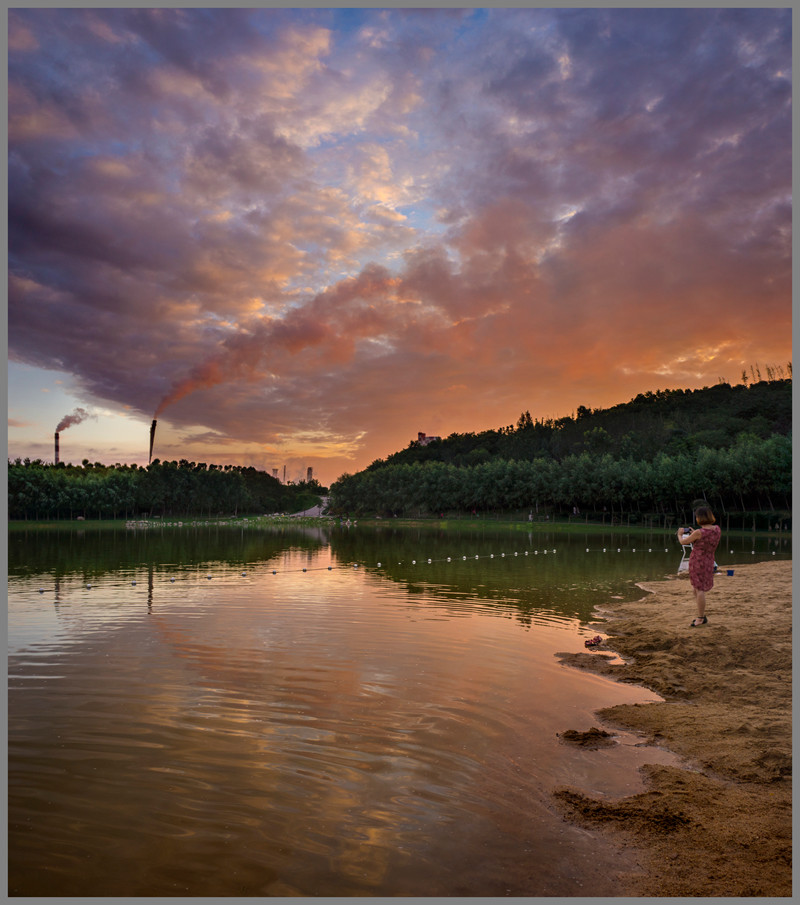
695 506 716 526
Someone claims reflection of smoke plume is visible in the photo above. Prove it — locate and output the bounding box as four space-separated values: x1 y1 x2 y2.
56 407 92 432
149 419 157 464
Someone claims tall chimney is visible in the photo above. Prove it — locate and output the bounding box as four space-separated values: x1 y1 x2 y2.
54 431 60 465
306 466 313 483
149 419 157 463
283 464 286 483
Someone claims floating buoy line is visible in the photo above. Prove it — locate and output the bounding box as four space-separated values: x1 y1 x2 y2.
33 545 776 595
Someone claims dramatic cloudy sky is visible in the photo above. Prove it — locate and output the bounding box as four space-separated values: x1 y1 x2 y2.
8 7 792 484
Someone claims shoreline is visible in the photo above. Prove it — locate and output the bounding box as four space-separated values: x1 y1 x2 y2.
554 559 792 897
8 515 792 543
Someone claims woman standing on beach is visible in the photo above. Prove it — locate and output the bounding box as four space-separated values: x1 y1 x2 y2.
678 505 722 627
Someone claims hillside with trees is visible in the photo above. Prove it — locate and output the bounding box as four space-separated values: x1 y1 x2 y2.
369 377 791 469
329 377 792 528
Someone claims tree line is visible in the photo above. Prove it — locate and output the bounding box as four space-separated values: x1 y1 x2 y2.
7 458 326 521
329 433 791 528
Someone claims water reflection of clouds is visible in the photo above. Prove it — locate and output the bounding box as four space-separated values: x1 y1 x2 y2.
10 537 688 895
137 590 520 887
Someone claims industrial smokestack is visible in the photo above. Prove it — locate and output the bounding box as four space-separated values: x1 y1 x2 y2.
149 419 157 463
306 466 313 483
54 407 93 465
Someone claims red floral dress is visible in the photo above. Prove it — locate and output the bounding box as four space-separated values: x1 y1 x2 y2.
688 525 722 591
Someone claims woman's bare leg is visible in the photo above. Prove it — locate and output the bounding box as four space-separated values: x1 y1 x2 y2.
692 588 706 625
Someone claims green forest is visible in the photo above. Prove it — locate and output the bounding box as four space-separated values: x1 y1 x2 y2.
328 378 792 528
7 458 325 521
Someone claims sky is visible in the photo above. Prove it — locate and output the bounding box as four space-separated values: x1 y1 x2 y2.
7 6 792 486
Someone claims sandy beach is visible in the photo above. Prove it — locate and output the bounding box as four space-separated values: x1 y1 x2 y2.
555 559 792 897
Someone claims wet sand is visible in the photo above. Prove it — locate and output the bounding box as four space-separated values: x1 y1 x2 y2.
554 559 792 897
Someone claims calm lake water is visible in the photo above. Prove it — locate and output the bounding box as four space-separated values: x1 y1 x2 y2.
8 523 789 896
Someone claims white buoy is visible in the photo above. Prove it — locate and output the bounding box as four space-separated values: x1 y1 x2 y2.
475 555 479 559
86 584 92 589
241 571 247 576
377 562 381 567
170 577 175 582
131 580 136 585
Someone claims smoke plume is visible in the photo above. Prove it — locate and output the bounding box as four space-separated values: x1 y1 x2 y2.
154 361 227 418
56 408 93 432
151 268 395 419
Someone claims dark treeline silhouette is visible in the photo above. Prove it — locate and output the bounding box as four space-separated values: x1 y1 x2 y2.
329 379 792 527
7 458 327 521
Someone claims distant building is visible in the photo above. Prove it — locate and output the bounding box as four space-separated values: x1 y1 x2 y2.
417 431 441 446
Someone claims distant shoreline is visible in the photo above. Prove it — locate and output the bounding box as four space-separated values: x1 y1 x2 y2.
8 514 792 540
